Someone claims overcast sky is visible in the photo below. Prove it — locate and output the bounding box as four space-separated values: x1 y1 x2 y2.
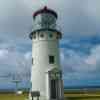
0 0 100 88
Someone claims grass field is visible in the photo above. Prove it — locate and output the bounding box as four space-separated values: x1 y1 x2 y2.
0 91 100 100
0 93 28 100
64 90 100 100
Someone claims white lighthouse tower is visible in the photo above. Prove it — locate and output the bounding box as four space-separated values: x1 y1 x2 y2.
29 6 64 100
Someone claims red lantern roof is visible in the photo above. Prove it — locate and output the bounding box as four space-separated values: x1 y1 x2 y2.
33 6 58 19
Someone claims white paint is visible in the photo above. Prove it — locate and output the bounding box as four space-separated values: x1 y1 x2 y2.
30 9 64 100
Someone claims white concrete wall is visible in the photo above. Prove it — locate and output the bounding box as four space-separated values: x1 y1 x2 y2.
31 31 61 100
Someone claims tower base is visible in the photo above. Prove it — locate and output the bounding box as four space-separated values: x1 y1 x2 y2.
28 94 64 100
28 93 64 100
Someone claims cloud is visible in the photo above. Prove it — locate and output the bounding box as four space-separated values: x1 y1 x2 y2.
41 0 100 38
86 45 100 69
0 0 100 86
0 44 31 80
24 52 31 60
0 0 100 39
61 44 100 85
0 49 8 59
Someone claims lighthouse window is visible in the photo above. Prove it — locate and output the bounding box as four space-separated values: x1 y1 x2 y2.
40 33 44 38
49 34 53 38
32 58 33 64
49 56 55 64
33 33 36 39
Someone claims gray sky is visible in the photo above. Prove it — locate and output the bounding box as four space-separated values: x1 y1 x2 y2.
0 0 100 86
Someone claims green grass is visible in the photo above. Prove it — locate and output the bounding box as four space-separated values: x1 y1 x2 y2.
64 90 100 100
0 93 28 100
1 91 100 100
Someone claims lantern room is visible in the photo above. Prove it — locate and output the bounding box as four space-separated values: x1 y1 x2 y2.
33 6 58 30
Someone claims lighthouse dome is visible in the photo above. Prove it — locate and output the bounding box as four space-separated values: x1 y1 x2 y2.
33 6 57 30
33 6 58 19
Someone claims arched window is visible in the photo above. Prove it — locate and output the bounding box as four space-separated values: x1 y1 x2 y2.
49 34 53 38
40 33 44 38
33 33 36 39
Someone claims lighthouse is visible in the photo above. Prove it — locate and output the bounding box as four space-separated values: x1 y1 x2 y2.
29 6 64 100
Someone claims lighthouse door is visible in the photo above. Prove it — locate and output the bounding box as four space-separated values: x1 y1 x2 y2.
49 73 60 100
50 79 57 99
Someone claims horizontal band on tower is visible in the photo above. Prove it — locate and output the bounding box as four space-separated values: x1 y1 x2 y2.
29 28 62 39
